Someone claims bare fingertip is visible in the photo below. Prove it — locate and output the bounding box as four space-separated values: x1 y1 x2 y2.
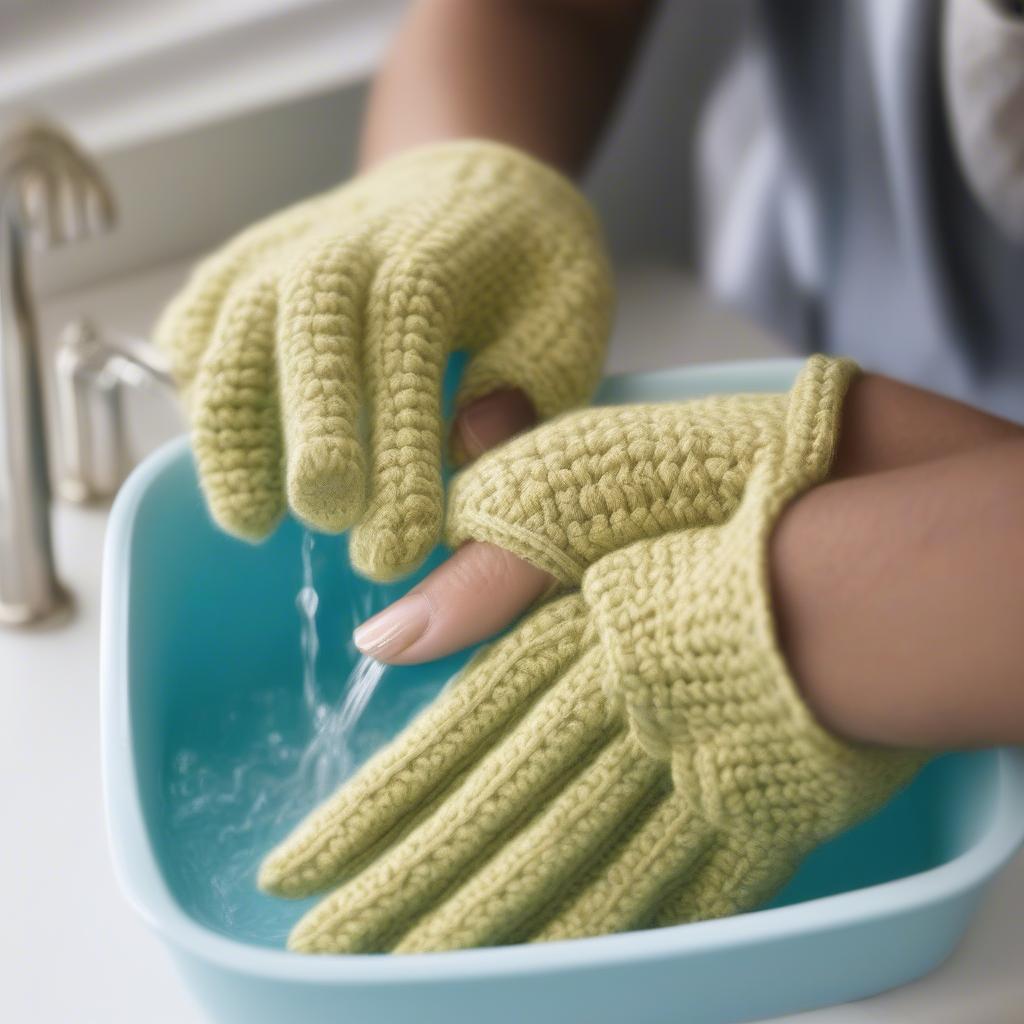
353 593 433 661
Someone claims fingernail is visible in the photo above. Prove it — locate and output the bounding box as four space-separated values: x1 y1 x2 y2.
353 593 432 659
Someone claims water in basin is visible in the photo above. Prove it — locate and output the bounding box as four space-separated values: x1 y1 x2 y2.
157 526 472 947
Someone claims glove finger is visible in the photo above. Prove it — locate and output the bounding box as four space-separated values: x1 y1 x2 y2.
189 275 285 539
450 157 612 423
155 256 242 391
454 259 612 430
532 793 715 944
285 641 614 954
653 833 796 927
277 237 374 534
259 595 589 899
393 732 665 953
155 202 323 388
348 244 453 581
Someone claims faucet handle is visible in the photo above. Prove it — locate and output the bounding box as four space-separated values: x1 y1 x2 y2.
0 116 116 247
55 320 175 504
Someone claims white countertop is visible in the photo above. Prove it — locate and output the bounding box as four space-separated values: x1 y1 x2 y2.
3 261 1022 1023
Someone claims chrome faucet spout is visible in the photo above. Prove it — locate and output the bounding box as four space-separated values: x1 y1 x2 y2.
0 120 115 626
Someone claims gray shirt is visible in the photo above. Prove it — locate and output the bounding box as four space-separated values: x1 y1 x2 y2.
699 0 1024 420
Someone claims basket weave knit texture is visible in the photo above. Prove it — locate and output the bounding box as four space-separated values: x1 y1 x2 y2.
154 140 613 580
260 356 924 954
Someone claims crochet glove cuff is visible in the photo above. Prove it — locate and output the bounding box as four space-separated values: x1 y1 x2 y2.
581 359 925 850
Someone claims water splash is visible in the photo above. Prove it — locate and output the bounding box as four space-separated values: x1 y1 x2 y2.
165 529 402 943
297 529 320 716
295 653 387 799
293 532 389 800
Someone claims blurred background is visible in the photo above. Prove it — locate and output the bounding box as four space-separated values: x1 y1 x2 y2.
1 0 745 296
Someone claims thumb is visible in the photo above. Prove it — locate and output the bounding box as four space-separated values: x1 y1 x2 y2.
353 541 553 665
452 389 536 461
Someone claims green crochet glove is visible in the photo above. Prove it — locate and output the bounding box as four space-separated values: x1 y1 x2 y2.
154 140 612 580
260 595 659 953
258 356 924 953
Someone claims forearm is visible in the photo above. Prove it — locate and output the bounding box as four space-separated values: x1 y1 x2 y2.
831 373 1022 479
360 0 655 173
773 435 1024 750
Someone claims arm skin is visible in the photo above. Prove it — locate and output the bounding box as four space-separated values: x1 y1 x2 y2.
772 431 1024 750
355 374 1024 749
360 0 656 173
770 375 1024 748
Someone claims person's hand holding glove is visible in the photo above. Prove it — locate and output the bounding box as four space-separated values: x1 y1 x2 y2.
259 356 925 953
154 141 612 580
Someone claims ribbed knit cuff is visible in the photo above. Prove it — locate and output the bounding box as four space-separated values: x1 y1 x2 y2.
777 355 859 494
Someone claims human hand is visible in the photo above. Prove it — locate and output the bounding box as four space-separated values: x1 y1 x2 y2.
354 358 853 662
155 140 612 580
359 366 1024 666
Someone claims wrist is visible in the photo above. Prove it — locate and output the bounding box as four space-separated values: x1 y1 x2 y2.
832 373 1022 479
769 483 870 744
770 437 1024 749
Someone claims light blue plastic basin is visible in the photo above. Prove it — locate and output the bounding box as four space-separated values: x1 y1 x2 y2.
102 358 1024 1024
